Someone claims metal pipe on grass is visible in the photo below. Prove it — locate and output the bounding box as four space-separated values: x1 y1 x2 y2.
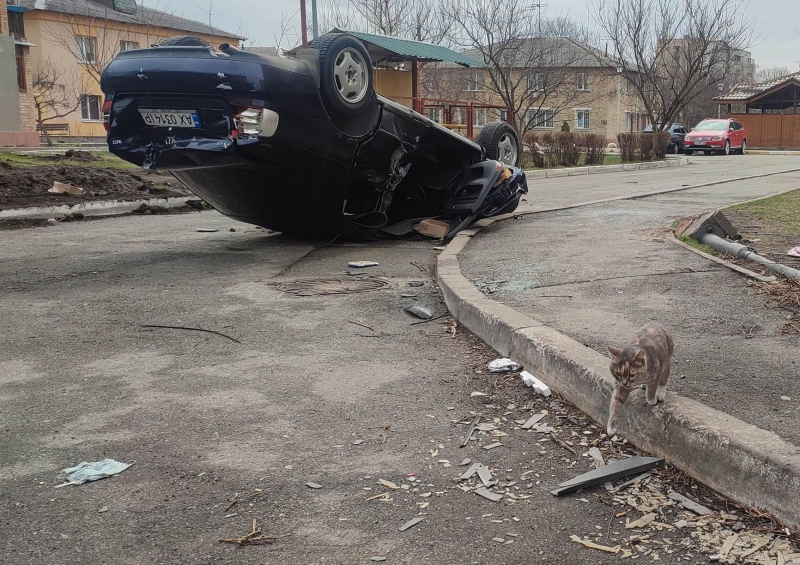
697 233 800 281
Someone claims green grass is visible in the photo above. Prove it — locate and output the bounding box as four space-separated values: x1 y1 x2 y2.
729 189 800 238
679 235 719 255
0 151 137 170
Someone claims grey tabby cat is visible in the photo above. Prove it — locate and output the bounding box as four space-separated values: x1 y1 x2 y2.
606 323 674 436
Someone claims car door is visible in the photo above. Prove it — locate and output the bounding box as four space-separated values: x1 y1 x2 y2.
731 122 743 148
735 122 745 147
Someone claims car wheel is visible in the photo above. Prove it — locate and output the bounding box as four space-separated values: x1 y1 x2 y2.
159 35 210 47
684 149 693 156
477 122 521 167
704 150 711 155
316 34 374 117
723 140 730 155
740 140 747 155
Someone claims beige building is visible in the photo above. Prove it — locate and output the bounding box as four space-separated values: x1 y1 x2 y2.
3 0 242 144
423 38 647 143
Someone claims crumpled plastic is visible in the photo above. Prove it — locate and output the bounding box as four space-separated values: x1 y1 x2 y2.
59 459 131 485
488 358 522 373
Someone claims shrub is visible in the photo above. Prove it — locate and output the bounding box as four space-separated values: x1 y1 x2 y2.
617 133 639 163
560 121 571 132
557 132 581 166
583 133 606 165
522 132 546 168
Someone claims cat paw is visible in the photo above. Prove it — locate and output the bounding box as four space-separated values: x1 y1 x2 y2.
647 397 658 406
656 389 667 402
607 423 617 436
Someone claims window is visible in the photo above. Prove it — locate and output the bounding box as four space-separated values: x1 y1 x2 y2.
9 12 25 39
462 73 484 92
473 108 487 127
576 72 589 91
575 108 590 129
527 108 554 129
81 95 102 121
76 35 97 63
120 40 140 52
15 45 27 91
500 109 508 122
426 108 443 123
625 111 634 132
527 72 544 92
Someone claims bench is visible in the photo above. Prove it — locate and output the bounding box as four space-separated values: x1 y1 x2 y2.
36 123 71 138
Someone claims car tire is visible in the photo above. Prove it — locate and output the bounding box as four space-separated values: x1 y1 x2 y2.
704 150 711 155
316 33 374 117
684 149 693 156
159 35 210 47
723 140 730 155
740 140 747 155
477 122 521 167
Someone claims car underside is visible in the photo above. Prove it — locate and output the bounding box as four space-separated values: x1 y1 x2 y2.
100 33 527 240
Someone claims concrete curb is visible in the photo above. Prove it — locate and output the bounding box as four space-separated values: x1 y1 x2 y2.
0 196 197 221
437 229 800 529
748 150 800 156
524 157 687 179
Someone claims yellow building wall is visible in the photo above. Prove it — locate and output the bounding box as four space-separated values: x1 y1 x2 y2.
374 68 413 108
23 11 240 138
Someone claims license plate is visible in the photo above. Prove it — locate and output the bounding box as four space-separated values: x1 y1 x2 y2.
139 109 200 128
694 141 706 145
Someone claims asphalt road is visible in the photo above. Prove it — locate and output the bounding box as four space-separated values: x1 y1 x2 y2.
0 213 700 564
462 154 800 445
1 155 796 564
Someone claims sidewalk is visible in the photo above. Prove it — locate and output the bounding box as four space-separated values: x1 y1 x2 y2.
440 160 800 526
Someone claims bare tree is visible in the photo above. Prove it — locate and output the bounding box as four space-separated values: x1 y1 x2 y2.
446 0 590 135
41 1 177 87
594 0 756 144
32 58 88 146
755 65 794 83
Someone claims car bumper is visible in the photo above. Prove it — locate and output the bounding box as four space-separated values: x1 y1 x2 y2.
685 141 725 149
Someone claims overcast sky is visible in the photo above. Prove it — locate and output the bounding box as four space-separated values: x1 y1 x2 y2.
150 0 799 71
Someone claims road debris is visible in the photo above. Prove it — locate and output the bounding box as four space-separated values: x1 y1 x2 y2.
49 181 84 195
626 512 656 529
56 459 131 486
195 228 218 232
668 491 712 515
788 246 800 257
218 518 289 546
348 261 379 268
141 324 241 344
305 482 323 489
378 479 400 490
347 319 376 333
570 535 621 554
520 371 551 396
405 305 433 319
551 456 663 496
483 442 503 450
460 416 482 447
474 487 503 502
98 506 108 513
417 218 451 238
520 413 546 429
370 557 387 562
488 358 522 373
408 281 425 287
399 517 424 531
588 447 614 491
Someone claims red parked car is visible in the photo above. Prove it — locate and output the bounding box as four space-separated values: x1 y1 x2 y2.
684 118 747 156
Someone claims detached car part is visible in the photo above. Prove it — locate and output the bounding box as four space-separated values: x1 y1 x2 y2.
101 33 527 239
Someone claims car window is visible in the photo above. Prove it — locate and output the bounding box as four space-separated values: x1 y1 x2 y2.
735 122 743 130
693 120 727 131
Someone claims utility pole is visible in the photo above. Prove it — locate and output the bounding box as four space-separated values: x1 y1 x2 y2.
300 0 308 46
311 0 318 40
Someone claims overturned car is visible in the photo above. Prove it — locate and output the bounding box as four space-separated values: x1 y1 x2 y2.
100 33 527 240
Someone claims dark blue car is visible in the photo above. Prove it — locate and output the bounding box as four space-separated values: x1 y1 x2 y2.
100 33 527 240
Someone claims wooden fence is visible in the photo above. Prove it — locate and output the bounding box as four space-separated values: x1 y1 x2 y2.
732 113 800 148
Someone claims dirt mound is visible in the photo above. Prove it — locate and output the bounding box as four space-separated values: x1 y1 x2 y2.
0 165 192 209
